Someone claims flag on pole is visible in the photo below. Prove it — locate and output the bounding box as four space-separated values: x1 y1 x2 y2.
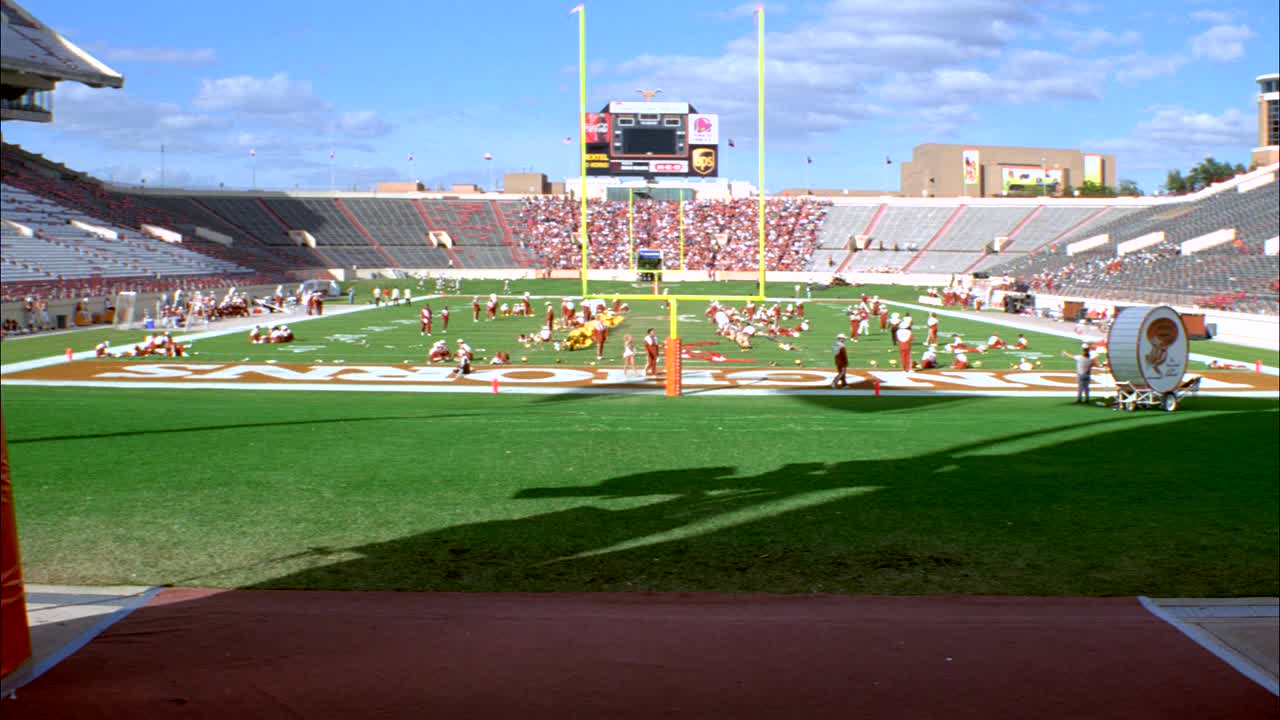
728 138 736 148
885 156 892 165
329 151 335 160
569 4 583 14
249 148 256 158
408 153 414 162
563 136 572 145
806 156 813 165
484 153 493 161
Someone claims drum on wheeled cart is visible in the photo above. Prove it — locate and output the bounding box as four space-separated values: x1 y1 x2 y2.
1106 305 1194 412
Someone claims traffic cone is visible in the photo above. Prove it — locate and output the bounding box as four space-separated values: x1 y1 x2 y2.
491 378 499 394
874 379 881 397
1257 360 1263 374
65 348 73 361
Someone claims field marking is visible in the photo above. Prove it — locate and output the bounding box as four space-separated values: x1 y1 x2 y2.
4 378 1275 399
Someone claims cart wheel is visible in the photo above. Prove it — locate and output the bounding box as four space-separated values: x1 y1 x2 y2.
1161 393 1178 412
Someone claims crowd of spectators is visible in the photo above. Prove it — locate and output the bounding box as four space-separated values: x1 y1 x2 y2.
514 197 827 271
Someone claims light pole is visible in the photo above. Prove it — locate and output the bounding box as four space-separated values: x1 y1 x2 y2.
160 144 166 188
250 148 257 189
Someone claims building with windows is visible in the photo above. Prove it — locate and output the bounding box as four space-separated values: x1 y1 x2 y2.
1254 73 1279 168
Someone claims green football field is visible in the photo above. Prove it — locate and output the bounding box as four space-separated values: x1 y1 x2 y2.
2 280 1277 597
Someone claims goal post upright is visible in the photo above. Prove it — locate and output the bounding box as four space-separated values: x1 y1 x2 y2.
575 2 589 300
572 4 768 396
756 4 766 301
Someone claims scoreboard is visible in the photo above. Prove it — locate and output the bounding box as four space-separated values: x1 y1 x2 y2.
584 101 718 178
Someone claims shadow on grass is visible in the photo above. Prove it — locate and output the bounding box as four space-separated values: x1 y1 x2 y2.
238 403 1279 597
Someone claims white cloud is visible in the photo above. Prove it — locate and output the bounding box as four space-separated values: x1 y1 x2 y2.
1190 24 1254 62
51 85 225 151
1189 10 1232 24
1111 52 1188 83
714 3 786 19
193 72 330 115
1088 105 1255 171
98 46 217 65
603 0 1042 140
1052 26 1141 53
332 110 394 139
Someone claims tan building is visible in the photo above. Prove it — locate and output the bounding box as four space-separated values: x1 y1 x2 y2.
503 172 550 194
1254 73 1279 167
375 181 424 193
900 144 1116 198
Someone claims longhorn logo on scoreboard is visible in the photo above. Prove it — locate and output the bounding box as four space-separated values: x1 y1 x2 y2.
692 148 717 176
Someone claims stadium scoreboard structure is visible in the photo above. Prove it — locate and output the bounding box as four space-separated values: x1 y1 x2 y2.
584 101 719 178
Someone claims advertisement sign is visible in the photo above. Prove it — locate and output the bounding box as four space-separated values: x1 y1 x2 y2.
1001 166 1063 192
605 159 689 175
962 149 979 185
688 114 719 145
1084 154 1103 186
583 113 609 144
691 147 717 176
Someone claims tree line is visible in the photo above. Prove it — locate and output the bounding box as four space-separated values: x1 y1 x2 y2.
1163 157 1248 195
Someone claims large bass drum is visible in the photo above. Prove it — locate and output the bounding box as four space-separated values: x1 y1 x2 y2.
1106 306 1189 394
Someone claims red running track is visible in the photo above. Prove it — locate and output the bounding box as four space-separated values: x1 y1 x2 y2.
4 589 1274 719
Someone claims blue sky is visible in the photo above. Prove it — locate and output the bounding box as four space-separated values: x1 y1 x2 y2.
4 0 1277 194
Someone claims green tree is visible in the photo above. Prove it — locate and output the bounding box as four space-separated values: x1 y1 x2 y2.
1163 170 1188 194
1117 179 1142 196
1078 180 1116 197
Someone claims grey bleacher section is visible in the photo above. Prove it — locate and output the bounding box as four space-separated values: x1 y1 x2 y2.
342 198 452 268
2 184 246 279
418 199 517 268
841 248 918 272
198 197 294 246
261 197 385 268
968 206 1109 273
142 195 327 270
910 207 1032 274
839 205 956 272
808 204 880 270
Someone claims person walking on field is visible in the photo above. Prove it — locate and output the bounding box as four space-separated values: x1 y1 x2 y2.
1063 346 1099 403
622 335 638 377
644 328 660 377
832 334 849 388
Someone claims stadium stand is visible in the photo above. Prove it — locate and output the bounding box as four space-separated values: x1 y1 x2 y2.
341 198 453 268
988 182 1280 313
1 184 247 278
514 197 825 271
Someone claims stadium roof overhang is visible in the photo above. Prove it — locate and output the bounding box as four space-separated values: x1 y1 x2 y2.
1 0 123 122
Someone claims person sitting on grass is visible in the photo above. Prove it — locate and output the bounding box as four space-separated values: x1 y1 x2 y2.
919 345 939 369
950 351 970 370
428 340 452 362
1012 334 1029 350
987 333 1008 350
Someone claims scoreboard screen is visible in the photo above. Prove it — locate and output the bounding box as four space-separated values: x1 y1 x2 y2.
622 127 678 156
583 101 718 178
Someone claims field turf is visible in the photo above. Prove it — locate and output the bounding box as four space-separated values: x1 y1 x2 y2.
3 280 1273 369
3 385 1276 597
